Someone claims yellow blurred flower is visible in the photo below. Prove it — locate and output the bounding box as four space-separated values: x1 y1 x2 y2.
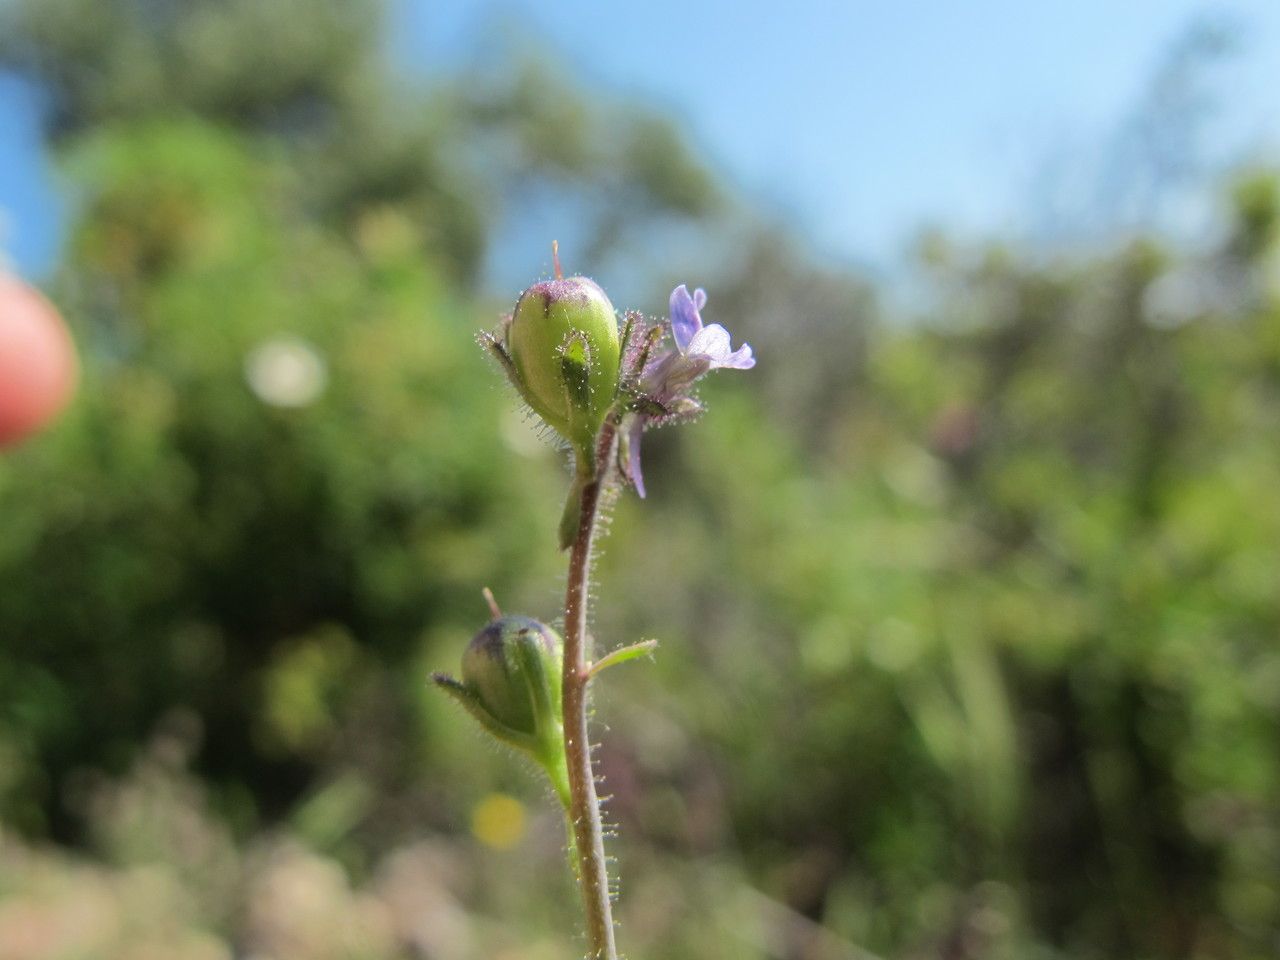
469 794 526 851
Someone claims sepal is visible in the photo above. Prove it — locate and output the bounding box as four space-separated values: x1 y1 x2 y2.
431 672 540 754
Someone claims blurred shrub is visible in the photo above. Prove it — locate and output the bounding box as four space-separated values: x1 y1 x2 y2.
0 118 564 839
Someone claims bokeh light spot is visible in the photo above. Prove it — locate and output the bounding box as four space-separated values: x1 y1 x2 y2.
470 793 526 851
244 336 327 408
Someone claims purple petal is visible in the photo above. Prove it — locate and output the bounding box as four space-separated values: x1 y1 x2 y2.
669 284 702 354
687 323 732 361
665 354 712 391
626 417 647 499
694 288 707 310
688 323 755 370
721 342 755 369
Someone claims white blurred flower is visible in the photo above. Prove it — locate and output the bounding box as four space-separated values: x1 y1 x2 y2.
1142 269 1208 329
244 337 328 408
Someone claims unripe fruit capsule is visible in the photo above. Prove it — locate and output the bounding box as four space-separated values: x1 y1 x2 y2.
462 615 563 739
507 277 620 455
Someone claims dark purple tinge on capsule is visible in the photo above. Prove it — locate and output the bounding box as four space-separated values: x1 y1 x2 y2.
517 277 608 316
469 615 557 660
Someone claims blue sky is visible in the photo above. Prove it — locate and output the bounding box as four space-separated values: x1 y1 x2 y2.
0 72 64 277
3 0 1279 281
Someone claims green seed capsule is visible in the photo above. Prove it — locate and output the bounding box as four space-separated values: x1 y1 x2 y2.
507 277 621 457
461 615 563 740
433 613 569 804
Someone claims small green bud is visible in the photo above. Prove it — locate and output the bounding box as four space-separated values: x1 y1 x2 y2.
434 614 569 805
461 616 562 739
507 277 621 457
432 616 568 803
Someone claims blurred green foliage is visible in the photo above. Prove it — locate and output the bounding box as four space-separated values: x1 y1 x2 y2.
2 1 1279 958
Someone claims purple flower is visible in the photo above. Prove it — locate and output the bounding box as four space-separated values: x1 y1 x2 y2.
624 285 755 498
668 284 755 370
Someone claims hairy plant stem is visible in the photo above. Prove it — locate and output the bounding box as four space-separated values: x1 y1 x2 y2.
562 414 620 960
